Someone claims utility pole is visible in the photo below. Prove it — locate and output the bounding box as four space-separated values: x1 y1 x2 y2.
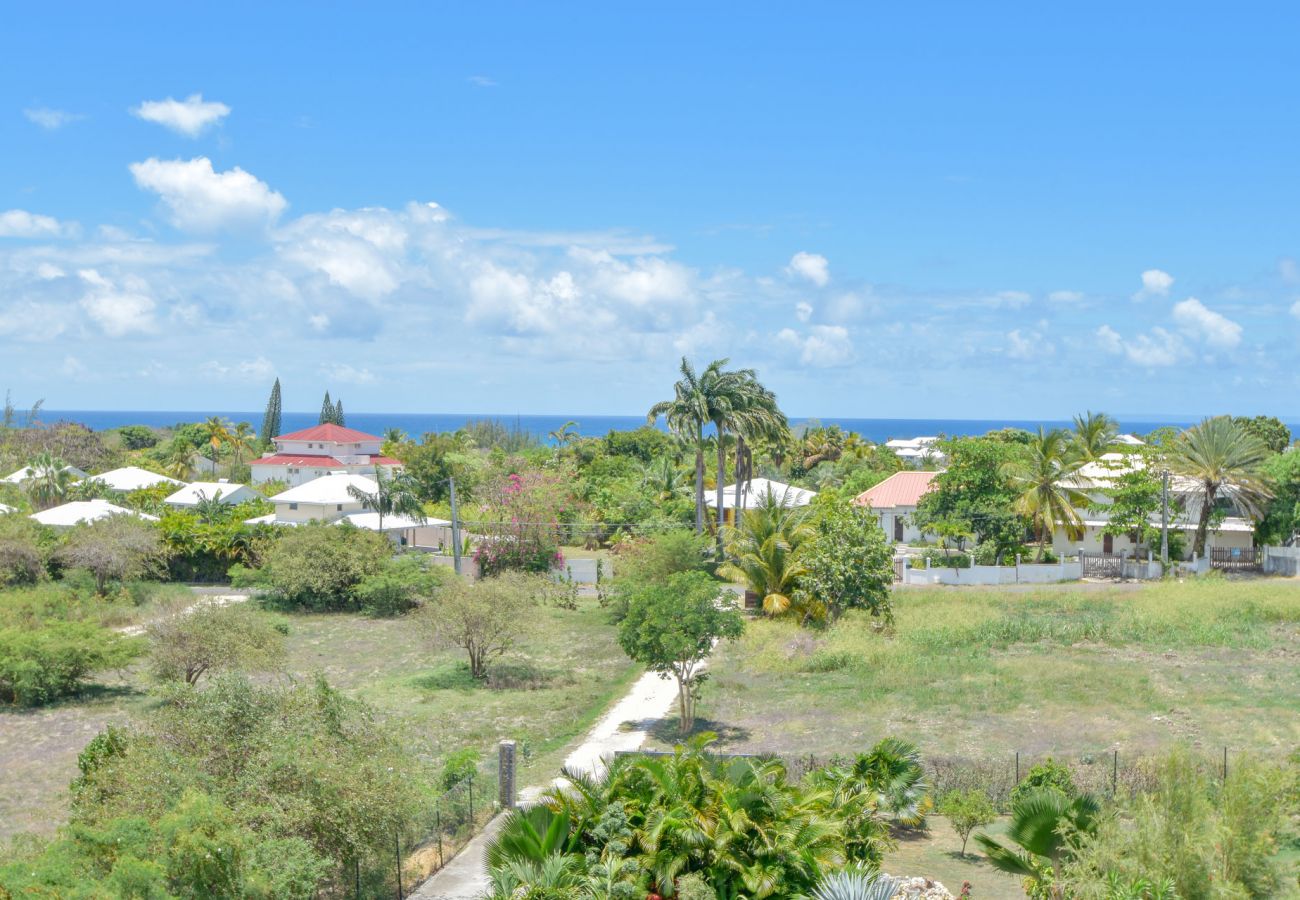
1159 469 1170 567
449 477 463 576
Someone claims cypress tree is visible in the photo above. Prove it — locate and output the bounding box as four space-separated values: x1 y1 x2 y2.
260 378 282 446
334 400 345 426
319 391 333 425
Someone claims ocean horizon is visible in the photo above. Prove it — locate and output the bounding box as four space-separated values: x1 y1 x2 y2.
34 410 1300 444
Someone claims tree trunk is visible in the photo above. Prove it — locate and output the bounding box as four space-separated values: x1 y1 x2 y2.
677 678 691 734
715 431 726 556
1193 484 1216 557
694 446 705 535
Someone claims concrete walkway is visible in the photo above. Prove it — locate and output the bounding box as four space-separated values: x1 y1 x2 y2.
409 668 681 899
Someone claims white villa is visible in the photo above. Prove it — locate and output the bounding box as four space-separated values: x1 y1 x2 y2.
885 437 946 467
2 463 88 484
164 481 260 509
249 472 449 546
30 500 158 527
853 471 939 543
706 477 817 526
250 424 404 486
84 466 185 493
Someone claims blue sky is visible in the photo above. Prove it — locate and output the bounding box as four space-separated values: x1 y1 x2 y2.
3 2 1299 418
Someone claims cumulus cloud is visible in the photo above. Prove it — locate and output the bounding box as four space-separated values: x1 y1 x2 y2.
1171 297 1242 349
795 301 813 322
776 324 854 367
1095 322 1187 367
1048 290 1084 304
1133 268 1174 300
131 94 231 137
77 269 157 337
130 157 287 231
23 107 82 130
1006 328 1047 360
0 209 78 239
200 357 276 381
786 251 829 287
1095 324 1123 354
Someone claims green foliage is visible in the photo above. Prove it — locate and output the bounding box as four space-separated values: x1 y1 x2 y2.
1232 414 1292 455
1012 757 1078 805
975 787 1100 896
423 571 541 678
259 522 392 611
260 377 282 448
938 789 996 856
0 620 140 705
1098 468 1163 552
1257 448 1300 544
116 424 159 450
796 503 894 625
147 600 286 685
156 509 273 582
718 488 814 618
913 436 1027 559
0 513 50 585
615 530 710 584
353 552 447 616
811 870 901 900
1167 416 1272 556
55 515 165 594
617 571 743 732
441 748 482 790
602 425 674 463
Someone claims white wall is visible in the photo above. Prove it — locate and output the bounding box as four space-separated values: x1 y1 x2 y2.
272 499 364 523
277 438 382 456
1263 546 1300 576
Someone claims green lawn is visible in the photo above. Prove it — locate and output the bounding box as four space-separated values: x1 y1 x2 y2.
654 576 1300 761
0 593 636 842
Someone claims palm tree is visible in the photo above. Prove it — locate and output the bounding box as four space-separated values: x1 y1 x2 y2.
719 487 815 619
227 422 255 470
347 467 426 532
22 452 75 510
640 455 688 502
201 416 231 470
647 358 718 535
1072 410 1118 460
802 425 847 470
974 788 1100 898
161 438 194 480
1167 416 1272 557
1002 428 1091 560
548 420 579 448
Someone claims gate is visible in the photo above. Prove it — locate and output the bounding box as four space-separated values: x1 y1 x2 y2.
1080 552 1122 579
892 557 906 582
1210 547 1262 572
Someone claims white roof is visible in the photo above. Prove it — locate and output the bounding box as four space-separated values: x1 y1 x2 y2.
0 502 13 515
164 482 258 507
706 477 817 510
337 511 446 532
29 500 159 527
243 513 295 526
1112 433 1146 446
1077 514 1255 534
85 466 185 492
269 472 378 505
885 436 939 449
2 464 88 484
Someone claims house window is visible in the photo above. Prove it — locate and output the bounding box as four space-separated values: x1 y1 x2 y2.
289 503 299 511
336 504 343 511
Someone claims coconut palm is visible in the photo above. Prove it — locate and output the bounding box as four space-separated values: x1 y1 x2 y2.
802 425 847 470
201 416 231 465
346 467 426 532
640 455 689 502
719 487 815 619
160 438 194 480
227 422 255 470
22 452 76 510
1072 411 1119 460
974 788 1100 899
1001 428 1091 560
648 358 721 535
548 420 580 447
1167 416 1272 557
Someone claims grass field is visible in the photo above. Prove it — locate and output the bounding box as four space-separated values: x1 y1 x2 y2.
0 593 635 842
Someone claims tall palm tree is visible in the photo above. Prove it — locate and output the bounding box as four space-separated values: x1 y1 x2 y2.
719 487 815 619
548 420 579 448
22 452 75 510
1167 416 1272 557
161 437 194 480
227 422 255 470
1002 428 1091 560
201 416 231 468
1072 410 1118 460
347 466 426 532
648 358 717 535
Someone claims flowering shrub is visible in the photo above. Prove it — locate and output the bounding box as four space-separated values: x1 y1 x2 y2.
472 470 572 577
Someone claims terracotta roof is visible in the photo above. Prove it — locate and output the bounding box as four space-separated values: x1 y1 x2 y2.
853 471 939 509
275 423 381 443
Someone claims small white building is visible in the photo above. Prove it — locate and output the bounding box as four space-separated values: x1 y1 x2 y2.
164 481 260 509
885 437 946 468
30 500 159 527
2 463 89 485
706 477 817 526
260 473 376 524
84 466 185 493
853 470 939 543
250 424 404 487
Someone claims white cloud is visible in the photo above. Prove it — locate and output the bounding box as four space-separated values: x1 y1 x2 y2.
321 363 377 384
23 107 82 130
200 357 276 381
1133 268 1174 300
77 269 157 337
795 301 813 322
60 356 88 378
1172 297 1242 349
467 75 497 87
131 93 230 137
276 208 406 299
130 157 287 231
776 324 854 367
1006 328 1055 360
1124 327 1186 367
0 209 78 239
1291 299 1300 320
1096 324 1123 354
786 251 829 287
1048 290 1084 304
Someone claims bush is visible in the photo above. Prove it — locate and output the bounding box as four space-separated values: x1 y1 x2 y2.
1011 757 1076 805
259 523 392 611
0 622 141 705
148 601 286 685
916 548 971 569
353 553 447 616
938 789 996 857
0 514 49 586
116 425 159 450
55 516 165 594
441 748 481 790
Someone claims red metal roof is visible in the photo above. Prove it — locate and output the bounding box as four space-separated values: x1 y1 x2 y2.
275 423 382 443
853 471 939 509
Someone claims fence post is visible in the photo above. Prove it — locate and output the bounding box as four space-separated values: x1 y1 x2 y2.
1222 747 1228 781
499 740 517 809
395 830 402 899
1112 750 1118 797
435 803 443 867
1015 751 1020 784
468 769 475 824
1015 553 1021 583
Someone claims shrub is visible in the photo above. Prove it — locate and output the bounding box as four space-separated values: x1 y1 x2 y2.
148 601 286 685
0 622 141 706
939 789 996 857
1011 757 1077 805
259 523 392 611
915 548 971 569
441 748 481 790
0 514 49 585
421 572 541 679
55 516 165 594
353 553 447 616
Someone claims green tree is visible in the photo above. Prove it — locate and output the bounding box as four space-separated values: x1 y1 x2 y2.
1072 411 1119 460
202 416 231 465
0 514 48 585
318 391 334 425
975 788 1099 898
719 488 813 619
1256 449 1300 544
422 571 540 679
548 420 579 447
913 436 1026 561
227 422 255 470
21 452 77 511
1002 428 1090 560
148 600 286 686
346 466 426 531
260 377 282 448
1098 469 1162 556
1232 414 1292 454
647 358 720 536
617 571 743 732
55 515 165 594
259 523 392 611
116 424 158 450
1167 416 1272 556
333 399 345 426
939 789 996 857
794 502 894 625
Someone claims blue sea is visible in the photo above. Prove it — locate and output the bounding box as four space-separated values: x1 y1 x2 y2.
38 410 1296 444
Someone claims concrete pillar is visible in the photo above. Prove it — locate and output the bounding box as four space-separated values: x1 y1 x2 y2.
498 740 517 809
